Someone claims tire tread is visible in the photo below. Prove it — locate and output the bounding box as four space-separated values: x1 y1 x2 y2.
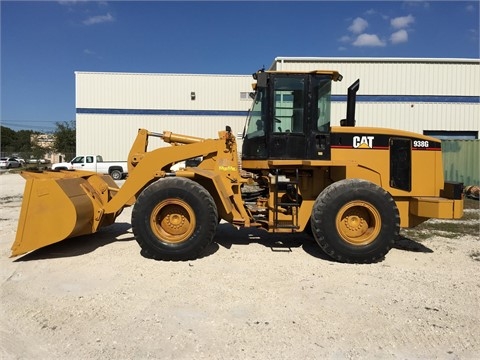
132 177 218 261
311 179 400 263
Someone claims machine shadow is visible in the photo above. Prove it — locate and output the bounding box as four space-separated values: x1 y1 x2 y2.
210 223 332 261
210 225 434 261
14 223 433 263
393 235 434 253
14 222 134 261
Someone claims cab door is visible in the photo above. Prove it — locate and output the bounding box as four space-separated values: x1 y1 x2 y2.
267 74 307 160
70 156 86 170
305 75 332 160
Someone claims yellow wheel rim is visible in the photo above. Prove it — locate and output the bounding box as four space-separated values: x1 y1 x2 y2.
335 201 381 246
150 199 195 244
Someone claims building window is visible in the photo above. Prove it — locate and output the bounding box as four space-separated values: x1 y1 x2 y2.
424 130 478 140
240 92 252 101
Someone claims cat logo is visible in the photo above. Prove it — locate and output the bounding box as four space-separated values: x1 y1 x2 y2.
353 136 374 149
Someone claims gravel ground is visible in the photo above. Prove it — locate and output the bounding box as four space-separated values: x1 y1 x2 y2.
1 173 479 359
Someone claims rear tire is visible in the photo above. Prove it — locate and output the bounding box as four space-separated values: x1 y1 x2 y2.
132 177 218 260
110 169 122 180
311 179 399 263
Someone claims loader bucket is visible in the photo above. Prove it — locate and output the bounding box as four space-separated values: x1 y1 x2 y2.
11 171 121 257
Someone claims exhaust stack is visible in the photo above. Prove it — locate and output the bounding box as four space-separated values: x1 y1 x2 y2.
342 79 360 127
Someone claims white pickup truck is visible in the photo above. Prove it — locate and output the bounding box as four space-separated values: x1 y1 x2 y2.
51 155 128 180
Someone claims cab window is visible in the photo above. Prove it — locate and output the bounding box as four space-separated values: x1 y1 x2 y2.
273 77 305 134
244 88 267 139
316 78 332 131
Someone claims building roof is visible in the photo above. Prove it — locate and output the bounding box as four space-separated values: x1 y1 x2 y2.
271 57 480 69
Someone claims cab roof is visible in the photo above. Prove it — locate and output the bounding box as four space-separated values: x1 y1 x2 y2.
263 70 343 82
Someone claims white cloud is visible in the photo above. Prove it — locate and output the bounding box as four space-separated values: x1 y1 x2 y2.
339 35 351 43
365 8 389 21
353 34 386 47
403 1 430 9
83 12 114 26
390 29 409 44
468 28 479 42
391 14 415 29
466 4 475 12
348 17 369 34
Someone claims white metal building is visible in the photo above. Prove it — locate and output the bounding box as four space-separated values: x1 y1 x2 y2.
75 72 253 160
76 57 479 160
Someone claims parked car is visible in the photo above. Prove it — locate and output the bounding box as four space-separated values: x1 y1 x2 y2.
13 157 26 166
0 157 22 169
26 158 51 164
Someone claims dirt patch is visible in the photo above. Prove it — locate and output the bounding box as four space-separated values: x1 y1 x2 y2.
1 174 479 359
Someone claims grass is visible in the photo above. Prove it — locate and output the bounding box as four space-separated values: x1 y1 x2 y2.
7 164 50 173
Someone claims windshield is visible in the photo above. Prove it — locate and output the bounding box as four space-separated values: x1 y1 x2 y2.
244 87 267 139
71 156 84 164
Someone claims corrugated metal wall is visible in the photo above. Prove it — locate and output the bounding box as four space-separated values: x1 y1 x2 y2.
76 59 479 160
272 58 479 96
76 72 253 111
442 140 479 186
76 72 252 159
76 114 247 160
330 103 479 134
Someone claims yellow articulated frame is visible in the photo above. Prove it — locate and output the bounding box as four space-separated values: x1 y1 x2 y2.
103 129 238 216
174 167 251 226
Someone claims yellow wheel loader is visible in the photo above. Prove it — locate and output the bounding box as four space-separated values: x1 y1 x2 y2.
11 70 464 263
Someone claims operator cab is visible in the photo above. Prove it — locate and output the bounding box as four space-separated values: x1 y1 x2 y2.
242 70 343 161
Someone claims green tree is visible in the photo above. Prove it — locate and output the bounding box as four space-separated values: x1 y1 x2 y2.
53 121 76 161
16 130 36 155
30 143 49 161
1 126 46 160
0 126 17 155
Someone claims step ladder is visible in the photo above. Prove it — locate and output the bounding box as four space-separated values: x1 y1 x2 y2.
272 168 300 231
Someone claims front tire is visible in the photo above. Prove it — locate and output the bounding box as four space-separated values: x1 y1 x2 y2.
311 179 399 263
132 177 218 260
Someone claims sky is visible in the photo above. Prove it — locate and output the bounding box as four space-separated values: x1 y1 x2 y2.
1 0 479 133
